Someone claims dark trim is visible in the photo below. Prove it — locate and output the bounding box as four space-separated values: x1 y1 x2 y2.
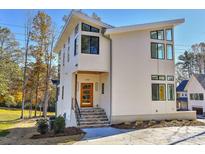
81 23 100 33
151 42 165 60
81 35 99 55
150 29 164 40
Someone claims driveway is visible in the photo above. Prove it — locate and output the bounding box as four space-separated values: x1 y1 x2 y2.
74 126 205 145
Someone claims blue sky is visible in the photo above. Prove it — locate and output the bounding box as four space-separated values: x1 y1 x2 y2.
1 9 205 61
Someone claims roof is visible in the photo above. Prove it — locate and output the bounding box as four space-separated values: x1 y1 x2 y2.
54 10 113 52
176 80 189 92
194 74 205 90
105 18 185 35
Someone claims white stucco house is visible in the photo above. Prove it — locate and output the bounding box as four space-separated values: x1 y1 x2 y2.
185 74 205 115
54 10 196 127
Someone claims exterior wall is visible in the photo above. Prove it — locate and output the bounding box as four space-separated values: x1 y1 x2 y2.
176 91 188 110
187 76 205 113
111 111 196 124
110 27 176 117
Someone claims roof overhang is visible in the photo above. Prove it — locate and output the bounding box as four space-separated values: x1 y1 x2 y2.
105 18 185 35
54 10 113 52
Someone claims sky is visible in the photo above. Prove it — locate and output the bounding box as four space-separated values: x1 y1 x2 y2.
1 9 205 62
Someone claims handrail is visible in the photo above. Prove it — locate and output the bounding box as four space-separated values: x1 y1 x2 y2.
72 98 81 126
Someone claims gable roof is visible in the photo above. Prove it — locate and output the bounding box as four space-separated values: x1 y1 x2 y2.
105 18 185 35
193 74 205 90
176 80 189 92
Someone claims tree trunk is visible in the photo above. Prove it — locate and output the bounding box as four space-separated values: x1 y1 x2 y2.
34 72 39 117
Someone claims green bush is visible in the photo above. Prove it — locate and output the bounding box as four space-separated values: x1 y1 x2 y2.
36 119 48 135
49 116 56 130
53 116 65 134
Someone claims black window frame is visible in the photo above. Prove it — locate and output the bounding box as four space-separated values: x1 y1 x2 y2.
150 29 164 40
152 83 166 101
151 42 165 59
166 44 173 60
166 28 173 41
167 84 175 101
102 83 104 94
75 24 79 35
81 35 99 55
62 86 64 100
151 75 166 81
74 37 78 56
199 93 204 100
167 75 174 81
82 23 100 33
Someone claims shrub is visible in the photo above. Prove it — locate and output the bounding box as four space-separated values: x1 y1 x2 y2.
49 116 56 130
53 116 65 134
36 119 48 135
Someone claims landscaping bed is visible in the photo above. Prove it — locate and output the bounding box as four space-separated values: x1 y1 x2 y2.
31 127 85 139
111 120 205 129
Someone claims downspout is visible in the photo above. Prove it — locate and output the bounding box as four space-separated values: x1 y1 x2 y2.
101 29 112 124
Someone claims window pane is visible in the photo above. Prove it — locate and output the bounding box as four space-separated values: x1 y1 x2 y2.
90 36 99 54
151 43 158 59
199 93 204 100
167 75 174 81
150 31 158 39
194 94 199 100
151 75 158 80
158 30 164 40
75 24 79 35
74 37 79 56
167 84 174 100
81 35 90 54
166 29 172 41
91 27 100 33
167 44 173 60
190 94 193 100
159 84 166 101
158 44 165 59
67 46 70 62
82 23 90 31
159 75 166 80
152 84 159 101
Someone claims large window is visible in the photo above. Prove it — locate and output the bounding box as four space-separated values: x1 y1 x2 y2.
166 29 173 41
166 44 173 60
81 35 99 54
167 84 174 100
152 84 166 101
82 23 100 33
150 30 164 40
151 43 165 59
190 93 204 100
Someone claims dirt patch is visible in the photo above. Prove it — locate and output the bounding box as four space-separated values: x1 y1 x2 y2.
111 120 205 129
31 127 85 139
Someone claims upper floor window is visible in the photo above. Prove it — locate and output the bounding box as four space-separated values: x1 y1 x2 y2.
62 51 65 66
67 46 70 62
75 24 79 35
190 93 204 100
81 35 99 54
74 37 79 56
68 37 70 44
82 23 100 33
166 44 173 60
150 30 164 40
166 29 173 41
62 86 64 100
151 42 165 59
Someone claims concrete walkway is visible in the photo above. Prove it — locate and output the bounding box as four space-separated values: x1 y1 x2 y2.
75 126 205 145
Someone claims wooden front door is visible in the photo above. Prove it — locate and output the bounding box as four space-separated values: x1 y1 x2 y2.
80 83 93 107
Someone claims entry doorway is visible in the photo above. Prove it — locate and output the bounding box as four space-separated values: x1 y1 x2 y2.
80 83 93 107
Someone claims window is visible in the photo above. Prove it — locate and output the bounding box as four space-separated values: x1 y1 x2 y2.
68 37 70 44
151 75 165 81
74 37 79 56
67 46 70 62
166 29 173 41
167 75 174 81
167 84 174 101
190 93 204 100
190 94 194 100
62 86 64 100
75 24 79 35
63 51 65 66
150 30 164 40
81 35 99 54
199 93 204 100
166 44 173 60
82 23 100 33
151 43 165 59
152 84 166 101
102 83 104 94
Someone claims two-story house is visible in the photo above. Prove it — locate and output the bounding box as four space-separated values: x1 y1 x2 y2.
54 10 196 128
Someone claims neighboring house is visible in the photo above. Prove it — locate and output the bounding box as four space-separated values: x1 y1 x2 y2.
186 74 205 115
54 10 195 127
176 80 188 111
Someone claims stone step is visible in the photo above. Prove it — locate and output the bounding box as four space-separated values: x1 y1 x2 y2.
80 112 106 115
80 120 109 125
79 118 108 122
80 108 104 111
79 123 110 128
80 115 108 119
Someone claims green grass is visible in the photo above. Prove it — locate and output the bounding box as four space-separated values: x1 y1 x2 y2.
0 108 55 137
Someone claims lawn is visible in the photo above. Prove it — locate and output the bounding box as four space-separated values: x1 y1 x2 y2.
0 108 55 137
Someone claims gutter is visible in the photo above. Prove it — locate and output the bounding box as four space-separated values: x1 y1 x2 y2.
101 29 112 125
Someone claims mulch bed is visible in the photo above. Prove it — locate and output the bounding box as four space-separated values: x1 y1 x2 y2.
111 120 205 129
31 127 85 139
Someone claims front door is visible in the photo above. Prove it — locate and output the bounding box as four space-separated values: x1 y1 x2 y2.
80 83 93 107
